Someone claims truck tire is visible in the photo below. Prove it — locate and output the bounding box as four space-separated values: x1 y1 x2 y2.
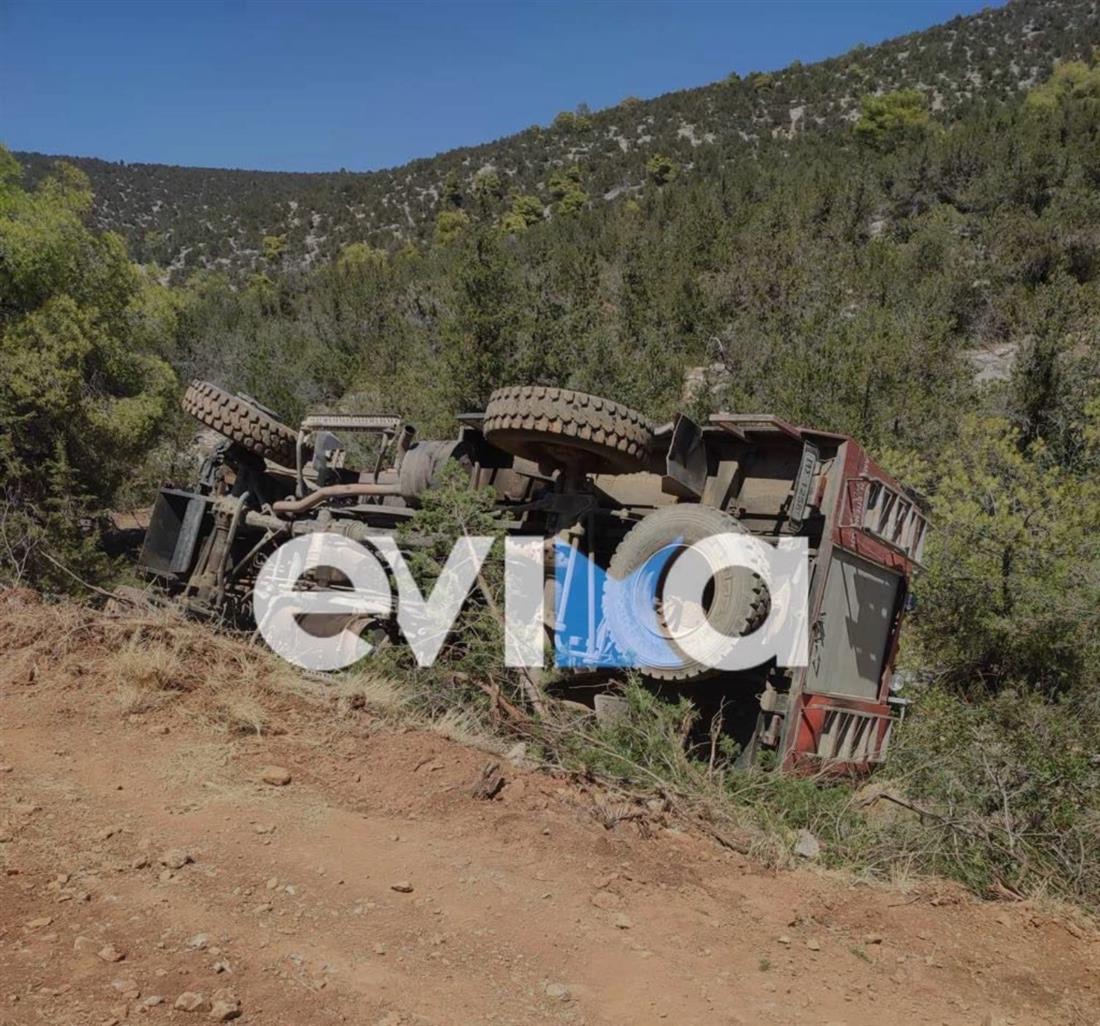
603 504 769 682
482 385 653 474
181 380 299 467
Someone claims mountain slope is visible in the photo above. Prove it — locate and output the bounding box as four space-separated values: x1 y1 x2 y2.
15 0 1100 277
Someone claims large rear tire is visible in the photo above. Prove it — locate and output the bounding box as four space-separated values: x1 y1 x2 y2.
181 380 299 467
481 385 654 475
603 504 769 682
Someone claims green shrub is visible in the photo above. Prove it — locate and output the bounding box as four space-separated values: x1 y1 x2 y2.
854 89 930 151
645 154 678 186
0 147 176 591
883 685 1100 903
368 462 524 726
905 415 1100 695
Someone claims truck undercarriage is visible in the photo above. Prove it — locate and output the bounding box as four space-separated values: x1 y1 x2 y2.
139 381 928 775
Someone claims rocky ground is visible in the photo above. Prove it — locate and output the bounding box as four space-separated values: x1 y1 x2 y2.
1 595 1098 1026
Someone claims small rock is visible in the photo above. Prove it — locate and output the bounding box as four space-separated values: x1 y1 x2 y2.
98 944 126 963
208 988 241 1021
390 881 414 893
111 978 140 999
806 938 821 952
25 916 52 929
253 824 275 835
159 849 193 870
174 991 206 1012
260 765 292 786
142 996 165 1007
505 741 529 767
590 890 623 911
793 829 821 859
188 933 209 950
372 943 386 955
212 960 231 974
613 913 633 930
863 932 884 945
149 725 170 735
131 856 149 870
73 935 98 955
470 761 505 800
545 982 571 1002
777 935 791 946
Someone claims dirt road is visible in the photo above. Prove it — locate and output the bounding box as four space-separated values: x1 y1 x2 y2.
1 600 1097 1026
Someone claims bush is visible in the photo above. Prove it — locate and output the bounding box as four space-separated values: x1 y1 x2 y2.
369 462 527 727
0 147 176 591
434 208 470 245
884 685 1100 904
854 89 930 151
905 415 1100 695
645 154 678 186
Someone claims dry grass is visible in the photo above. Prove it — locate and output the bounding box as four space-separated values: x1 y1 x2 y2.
291 667 411 718
0 591 366 735
427 707 505 752
0 591 501 756
107 640 187 714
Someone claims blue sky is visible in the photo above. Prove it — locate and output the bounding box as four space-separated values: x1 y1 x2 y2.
2 0 998 172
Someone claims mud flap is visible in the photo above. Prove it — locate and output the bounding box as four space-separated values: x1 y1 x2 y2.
138 488 209 577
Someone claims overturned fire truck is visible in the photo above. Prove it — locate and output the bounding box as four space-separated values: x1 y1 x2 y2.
139 381 928 774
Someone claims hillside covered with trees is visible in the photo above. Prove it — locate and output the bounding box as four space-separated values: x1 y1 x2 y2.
15 0 1100 277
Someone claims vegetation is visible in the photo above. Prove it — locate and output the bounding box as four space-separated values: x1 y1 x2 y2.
853 88 931 150
0 148 175 589
15 0 1100 276
4 0 1100 909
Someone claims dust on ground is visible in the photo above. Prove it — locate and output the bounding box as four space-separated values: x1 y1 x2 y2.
0 593 1097 1026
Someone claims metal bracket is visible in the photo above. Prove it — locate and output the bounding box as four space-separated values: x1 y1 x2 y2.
788 440 820 531
663 414 708 499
